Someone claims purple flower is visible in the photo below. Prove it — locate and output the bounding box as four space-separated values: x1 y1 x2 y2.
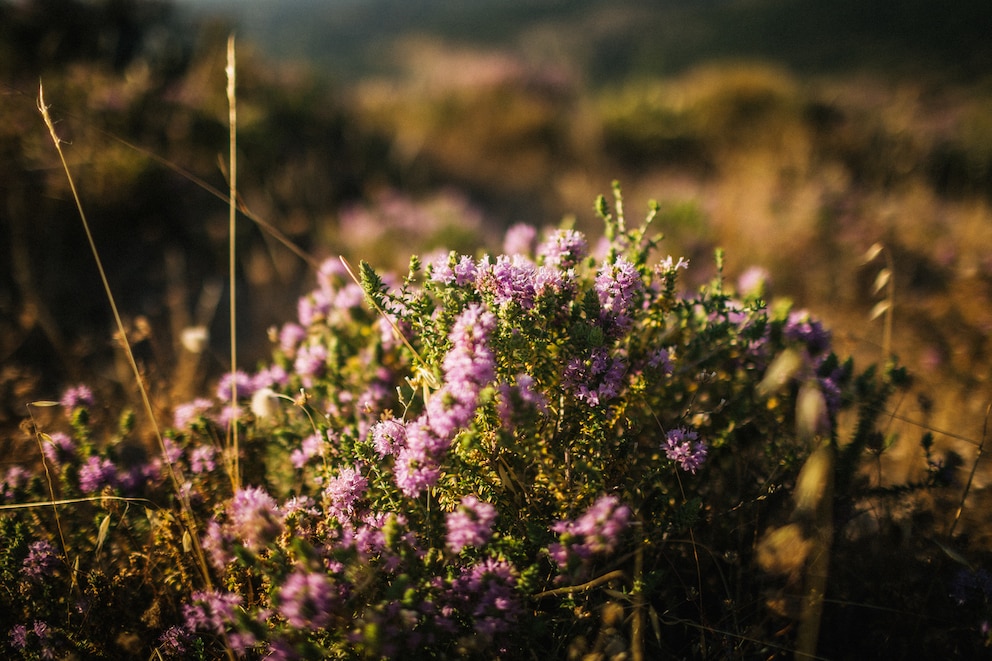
450 558 521 641
253 364 289 390
497 373 549 427
737 265 770 297
294 342 328 384
446 496 498 553
476 254 538 310
172 398 213 430
41 432 75 466
278 569 337 629
537 229 588 270
215 370 255 401
183 590 242 635
370 418 407 458
156 625 191 657
297 288 332 327
550 495 632 567
394 444 441 498
324 466 368 521
563 347 627 407
22 541 58 581
595 256 644 336
227 487 284 552
783 310 832 357
188 445 217 474
278 322 307 356
290 432 325 469
429 251 456 284
60 384 94 410
664 428 708 474
78 456 118 494
2 466 30 500
647 348 674 374
454 255 477 285
9 624 27 649
503 223 537 256
201 520 234 570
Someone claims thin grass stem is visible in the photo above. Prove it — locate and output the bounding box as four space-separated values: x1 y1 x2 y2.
226 34 241 493
36 82 214 591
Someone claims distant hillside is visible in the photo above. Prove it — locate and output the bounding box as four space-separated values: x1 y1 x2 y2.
182 0 992 85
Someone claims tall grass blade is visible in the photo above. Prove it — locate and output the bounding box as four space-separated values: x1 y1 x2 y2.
226 34 241 492
36 82 214 589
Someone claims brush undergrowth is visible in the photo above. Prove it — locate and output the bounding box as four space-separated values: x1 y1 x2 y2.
2 166 988 659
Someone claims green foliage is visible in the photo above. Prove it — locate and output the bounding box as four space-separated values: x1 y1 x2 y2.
3 186 977 659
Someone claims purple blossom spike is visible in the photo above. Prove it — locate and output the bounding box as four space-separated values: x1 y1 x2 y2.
278 569 337 629
595 256 644 336
227 487 284 552
78 456 118 494
22 540 58 581
60 384 94 410
370 418 407 458
445 496 498 553
537 229 588 270
664 428 708 474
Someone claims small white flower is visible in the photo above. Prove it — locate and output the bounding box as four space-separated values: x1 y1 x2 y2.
180 326 209 354
251 387 281 420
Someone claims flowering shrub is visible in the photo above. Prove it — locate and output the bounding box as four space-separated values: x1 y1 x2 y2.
0 186 970 659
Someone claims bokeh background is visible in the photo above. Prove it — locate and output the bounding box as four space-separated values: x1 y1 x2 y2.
3 0 992 541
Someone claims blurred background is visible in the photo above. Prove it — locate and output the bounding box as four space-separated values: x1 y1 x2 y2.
2 0 992 505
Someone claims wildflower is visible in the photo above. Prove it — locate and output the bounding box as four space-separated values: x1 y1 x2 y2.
453 254 477 285
2 466 30 500
664 428 708 474
647 347 674 374
783 310 831 358
563 347 627 406
9 624 27 649
595 256 644 335
172 397 213 430
188 444 217 474
294 342 328 383
290 432 325 469
22 540 58 581
325 465 368 521
179 325 209 354
445 495 498 553
40 432 75 466
253 364 289 390
278 322 307 356
251 387 282 420
450 559 521 641
497 373 548 427
370 418 407 458
394 441 442 498
278 569 338 629
658 255 690 273
503 222 537 256
476 254 537 310
737 265 770 298
297 288 332 327
60 384 94 410
78 456 118 494
156 625 191 657
183 590 242 635
201 520 234 570
227 487 284 552
215 370 255 401
537 228 588 270
429 251 456 284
